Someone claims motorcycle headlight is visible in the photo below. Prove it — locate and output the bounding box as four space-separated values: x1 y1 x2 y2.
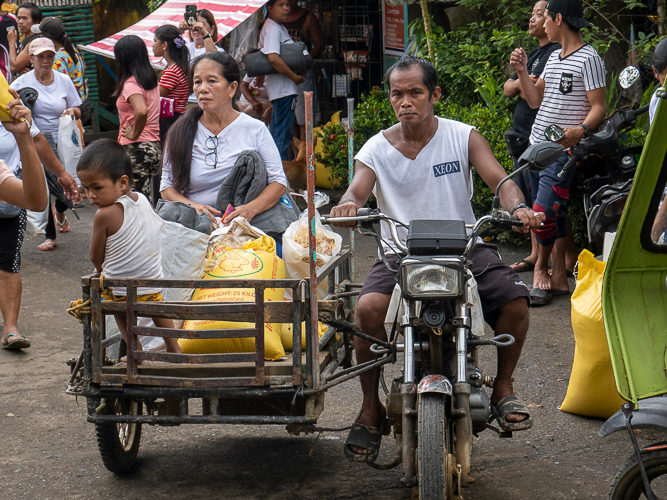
400 263 461 298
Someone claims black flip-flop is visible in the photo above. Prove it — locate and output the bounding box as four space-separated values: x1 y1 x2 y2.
491 396 533 432
551 289 571 296
529 287 552 307
1 333 31 350
510 259 535 272
343 409 390 463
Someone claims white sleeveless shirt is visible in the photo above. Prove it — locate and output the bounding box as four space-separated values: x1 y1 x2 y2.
354 117 476 253
103 193 164 296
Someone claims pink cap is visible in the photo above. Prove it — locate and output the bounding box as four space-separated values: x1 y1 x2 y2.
29 38 56 56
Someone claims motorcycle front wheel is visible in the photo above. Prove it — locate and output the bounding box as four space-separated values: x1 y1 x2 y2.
610 448 667 499
418 393 456 500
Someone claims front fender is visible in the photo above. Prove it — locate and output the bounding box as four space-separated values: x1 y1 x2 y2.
598 397 667 437
417 375 453 395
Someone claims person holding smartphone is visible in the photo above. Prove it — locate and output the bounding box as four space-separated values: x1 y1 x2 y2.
178 7 223 106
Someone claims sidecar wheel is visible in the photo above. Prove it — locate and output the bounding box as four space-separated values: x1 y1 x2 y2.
95 398 142 474
609 448 667 500
418 393 455 500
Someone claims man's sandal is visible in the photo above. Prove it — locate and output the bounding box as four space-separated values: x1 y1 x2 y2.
510 259 535 272
1 333 31 349
344 409 391 463
491 396 533 432
53 206 69 233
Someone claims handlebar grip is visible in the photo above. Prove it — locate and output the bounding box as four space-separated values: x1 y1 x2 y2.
357 207 374 217
635 104 650 117
557 155 578 178
510 216 525 227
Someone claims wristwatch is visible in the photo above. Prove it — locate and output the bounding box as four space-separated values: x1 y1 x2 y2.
580 124 592 137
203 33 211 40
510 203 529 216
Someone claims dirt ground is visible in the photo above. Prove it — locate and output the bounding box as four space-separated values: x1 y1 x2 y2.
1 205 662 499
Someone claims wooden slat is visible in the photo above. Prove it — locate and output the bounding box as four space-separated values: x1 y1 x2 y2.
135 326 257 339
135 351 256 364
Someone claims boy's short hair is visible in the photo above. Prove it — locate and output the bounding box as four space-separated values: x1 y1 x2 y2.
76 139 133 185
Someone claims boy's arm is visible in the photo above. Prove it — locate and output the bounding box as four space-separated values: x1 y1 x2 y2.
89 205 123 271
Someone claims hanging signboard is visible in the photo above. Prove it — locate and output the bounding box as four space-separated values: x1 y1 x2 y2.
382 0 406 56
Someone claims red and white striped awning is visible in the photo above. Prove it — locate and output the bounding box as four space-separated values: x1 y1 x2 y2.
80 0 265 68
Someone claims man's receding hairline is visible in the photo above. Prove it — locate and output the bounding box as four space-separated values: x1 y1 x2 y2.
387 64 427 89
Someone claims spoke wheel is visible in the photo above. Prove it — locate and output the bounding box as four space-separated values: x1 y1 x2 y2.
418 393 456 499
94 398 142 474
610 448 667 500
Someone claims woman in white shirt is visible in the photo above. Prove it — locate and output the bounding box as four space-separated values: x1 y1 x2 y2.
259 0 305 160
160 52 287 225
10 37 81 251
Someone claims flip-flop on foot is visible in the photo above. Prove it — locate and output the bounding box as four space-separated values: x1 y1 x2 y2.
510 259 535 272
344 408 389 463
491 396 533 432
1 333 31 350
529 287 552 306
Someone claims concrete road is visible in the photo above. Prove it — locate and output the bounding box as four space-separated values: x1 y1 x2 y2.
0 205 661 499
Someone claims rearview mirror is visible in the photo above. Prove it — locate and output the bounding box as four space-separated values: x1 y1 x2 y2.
619 66 640 90
544 124 565 142
518 142 564 172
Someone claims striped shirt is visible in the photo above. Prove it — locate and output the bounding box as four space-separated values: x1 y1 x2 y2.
159 64 189 113
530 45 605 144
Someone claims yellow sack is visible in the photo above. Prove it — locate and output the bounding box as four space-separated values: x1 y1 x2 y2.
281 321 329 351
560 250 626 418
0 73 13 121
179 247 286 360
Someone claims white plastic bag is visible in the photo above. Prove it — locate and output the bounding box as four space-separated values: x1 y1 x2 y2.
283 193 342 299
57 115 83 184
160 220 209 303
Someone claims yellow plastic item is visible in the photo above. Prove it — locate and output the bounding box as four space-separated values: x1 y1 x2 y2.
560 250 626 418
314 111 342 189
281 321 329 351
0 72 13 122
179 247 286 360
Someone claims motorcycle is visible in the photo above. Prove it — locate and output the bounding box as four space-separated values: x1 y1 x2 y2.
322 140 561 499
543 66 649 251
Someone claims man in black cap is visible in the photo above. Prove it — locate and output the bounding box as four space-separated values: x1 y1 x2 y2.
509 0 606 306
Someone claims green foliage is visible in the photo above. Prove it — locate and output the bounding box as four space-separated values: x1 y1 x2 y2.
315 123 349 189
147 0 166 12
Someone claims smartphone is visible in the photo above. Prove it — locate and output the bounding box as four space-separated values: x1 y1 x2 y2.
184 4 198 27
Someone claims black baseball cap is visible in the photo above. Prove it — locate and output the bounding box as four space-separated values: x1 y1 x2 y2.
545 0 591 28
31 17 66 38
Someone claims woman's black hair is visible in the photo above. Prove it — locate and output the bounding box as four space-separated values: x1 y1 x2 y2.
155 24 190 86
164 52 240 194
113 35 158 98
546 9 580 32
197 9 219 42
653 38 667 77
77 138 133 186
42 29 79 66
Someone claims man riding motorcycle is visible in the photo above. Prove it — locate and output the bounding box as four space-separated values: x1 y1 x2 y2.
330 56 546 462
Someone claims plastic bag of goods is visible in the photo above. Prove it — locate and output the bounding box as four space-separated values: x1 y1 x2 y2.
57 115 83 184
204 217 274 274
559 250 626 418
282 193 342 299
280 320 330 351
179 234 286 360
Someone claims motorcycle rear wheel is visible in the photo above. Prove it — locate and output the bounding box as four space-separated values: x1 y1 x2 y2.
609 448 667 500
418 393 455 499
94 398 142 474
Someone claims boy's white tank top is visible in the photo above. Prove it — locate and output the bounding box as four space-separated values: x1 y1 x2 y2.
103 193 164 296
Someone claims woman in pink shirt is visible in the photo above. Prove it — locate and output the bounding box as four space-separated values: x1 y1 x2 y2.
113 35 160 200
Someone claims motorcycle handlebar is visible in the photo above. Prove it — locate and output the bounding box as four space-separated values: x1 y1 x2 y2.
635 104 650 116
557 154 579 178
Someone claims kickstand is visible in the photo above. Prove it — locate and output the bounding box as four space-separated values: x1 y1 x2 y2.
623 404 655 500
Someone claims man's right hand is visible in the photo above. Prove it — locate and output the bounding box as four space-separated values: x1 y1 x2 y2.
7 28 17 46
509 48 528 73
329 201 359 228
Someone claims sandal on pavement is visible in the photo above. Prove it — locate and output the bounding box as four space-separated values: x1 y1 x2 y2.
38 240 57 251
510 259 535 272
1 333 31 350
552 289 571 296
529 287 552 307
53 206 69 233
491 396 533 432
344 408 390 463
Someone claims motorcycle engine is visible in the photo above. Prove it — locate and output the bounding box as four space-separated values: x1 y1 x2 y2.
468 362 491 433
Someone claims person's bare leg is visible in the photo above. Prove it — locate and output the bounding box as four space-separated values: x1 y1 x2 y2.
351 292 392 454
491 297 529 422
0 270 26 344
153 317 181 353
533 242 553 290
549 237 570 292
511 231 539 271
115 314 143 362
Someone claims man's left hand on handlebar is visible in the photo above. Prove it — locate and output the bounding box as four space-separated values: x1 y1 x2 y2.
329 201 360 228
513 207 545 233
